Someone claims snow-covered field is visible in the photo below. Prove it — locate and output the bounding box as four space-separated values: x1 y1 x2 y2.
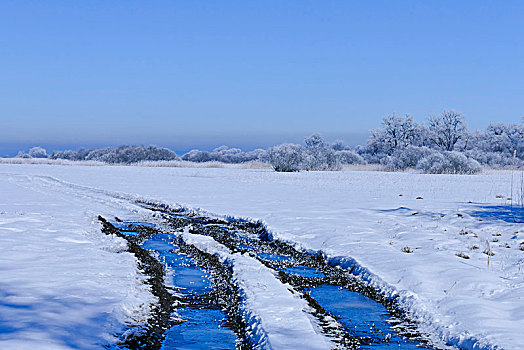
1 164 523 349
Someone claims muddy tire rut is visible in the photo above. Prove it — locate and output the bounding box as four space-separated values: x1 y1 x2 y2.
100 202 441 349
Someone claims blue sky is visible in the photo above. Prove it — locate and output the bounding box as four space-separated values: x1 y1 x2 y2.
1 1 523 155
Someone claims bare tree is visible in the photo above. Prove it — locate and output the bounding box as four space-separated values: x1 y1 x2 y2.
428 110 467 151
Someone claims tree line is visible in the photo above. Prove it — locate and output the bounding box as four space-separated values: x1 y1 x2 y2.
15 110 524 174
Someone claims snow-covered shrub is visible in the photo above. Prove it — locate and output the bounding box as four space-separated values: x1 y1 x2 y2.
416 151 481 174
385 146 435 170
84 148 119 163
335 150 365 165
245 148 268 162
15 151 31 158
85 145 180 164
210 146 244 163
50 149 83 160
464 150 523 168
28 146 47 158
360 152 386 164
51 145 179 164
182 146 267 163
181 149 213 162
302 134 339 170
354 144 385 164
445 152 482 174
267 143 303 172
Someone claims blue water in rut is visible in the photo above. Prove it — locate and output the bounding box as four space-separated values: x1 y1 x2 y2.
114 223 237 349
233 240 430 348
114 220 434 349
308 285 423 349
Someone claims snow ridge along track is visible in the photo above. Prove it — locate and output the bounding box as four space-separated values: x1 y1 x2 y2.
100 216 333 349
103 202 444 349
98 217 180 349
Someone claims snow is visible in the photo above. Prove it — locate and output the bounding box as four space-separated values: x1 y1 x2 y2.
180 228 334 349
0 173 156 349
1 164 523 349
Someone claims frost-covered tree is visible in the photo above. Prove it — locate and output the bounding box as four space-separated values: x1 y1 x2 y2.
211 146 247 163
28 146 47 158
481 123 524 158
428 110 467 151
331 140 351 151
367 114 420 155
267 143 303 172
244 148 268 162
302 133 339 170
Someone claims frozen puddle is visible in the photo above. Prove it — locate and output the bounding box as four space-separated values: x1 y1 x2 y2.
162 307 236 350
256 252 292 262
282 265 325 278
138 233 237 350
308 285 422 349
103 208 440 349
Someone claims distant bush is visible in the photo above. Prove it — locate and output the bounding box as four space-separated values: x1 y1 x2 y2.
87 145 179 164
181 146 267 163
267 134 359 172
302 134 339 171
416 151 481 174
335 150 365 165
181 149 213 162
464 150 523 168
383 146 482 174
209 146 244 163
51 145 179 164
267 143 303 172
50 150 83 161
28 146 48 158
385 146 434 170
15 151 31 158
331 140 351 151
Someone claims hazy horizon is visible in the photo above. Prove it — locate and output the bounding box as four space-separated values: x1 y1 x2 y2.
0 130 371 157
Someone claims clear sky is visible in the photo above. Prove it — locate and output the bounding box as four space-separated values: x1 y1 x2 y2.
1 1 523 155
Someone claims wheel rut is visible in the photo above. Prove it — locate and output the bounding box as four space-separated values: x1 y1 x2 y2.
101 202 444 349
